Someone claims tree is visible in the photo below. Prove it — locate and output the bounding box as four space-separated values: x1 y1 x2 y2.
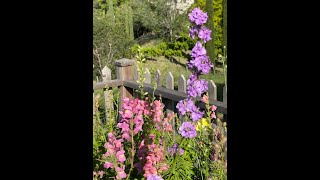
131 0 189 42
124 1 134 41
93 7 135 79
223 0 227 51
206 0 215 72
108 0 115 24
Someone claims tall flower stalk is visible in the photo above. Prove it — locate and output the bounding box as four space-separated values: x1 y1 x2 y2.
135 45 148 99
177 7 213 138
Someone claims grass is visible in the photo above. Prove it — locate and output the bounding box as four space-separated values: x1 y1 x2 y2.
135 55 226 101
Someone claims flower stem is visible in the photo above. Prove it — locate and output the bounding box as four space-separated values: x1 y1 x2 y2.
126 118 135 180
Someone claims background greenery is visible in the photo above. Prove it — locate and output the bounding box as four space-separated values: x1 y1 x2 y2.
93 0 227 93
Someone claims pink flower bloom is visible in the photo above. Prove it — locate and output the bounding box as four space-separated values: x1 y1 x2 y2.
117 122 130 131
107 132 115 143
104 162 114 169
98 171 104 178
163 118 172 132
149 134 156 140
104 142 115 156
158 164 169 173
210 105 217 111
211 112 217 119
210 105 217 119
114 139 123 149
116 150 126 162
134 125 143 134
122 109 133 119
121 132 131 141
105 151 110 157
115 166 127 179
201 94 209 104
152 100 164 123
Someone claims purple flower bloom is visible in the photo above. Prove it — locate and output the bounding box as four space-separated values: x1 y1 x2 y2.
191 42 207 58
187 79 208 98
176 98 195 115
189 26 199 39
168 144 185 156
147 175 164 180
179 122 197 138
179 148 184 155
187 74 198 85
188 7 208 25
187 55 213 74
190 106 204 121
198 26 212 43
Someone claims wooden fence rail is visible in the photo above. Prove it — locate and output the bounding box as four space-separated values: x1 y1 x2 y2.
93 58 227 120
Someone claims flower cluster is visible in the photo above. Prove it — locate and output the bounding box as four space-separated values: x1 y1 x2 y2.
176 99 204 121
147 175 164 180
188 8 213 74
118 98 150 141
103 132 127 179
210 105 217 119
177 7 214 139
142 134 168 178
196 118 211 131
168 144 184 156
162 112 174 132
188 7 208 25
186 77 208 98
178 121 197 138
188 41 213 75
152 100 164 123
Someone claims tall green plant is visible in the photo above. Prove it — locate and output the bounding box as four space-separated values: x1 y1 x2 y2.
108 0 115 23
205 0 215 73
128 5 134 41
124 2 134 41
135 45 148 99
223 0 227 49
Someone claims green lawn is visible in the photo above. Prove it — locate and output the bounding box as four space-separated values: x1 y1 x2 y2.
139 55 226 101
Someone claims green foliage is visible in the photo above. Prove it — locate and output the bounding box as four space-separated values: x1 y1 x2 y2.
157 42 168 51
135 45 148 99
177 32 197 50
94 0 127 12
130 44 140 55
131 40 189 60
166 41 188 51
131 0 189 42
164 49 175 58
163 152 194 180
191 0 225 58
93 6 135 79
205 0 215 69
223 0 227 50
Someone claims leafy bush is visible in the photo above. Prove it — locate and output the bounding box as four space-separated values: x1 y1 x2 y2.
157 42 168 51
177 32 196 50
164 49 175 58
